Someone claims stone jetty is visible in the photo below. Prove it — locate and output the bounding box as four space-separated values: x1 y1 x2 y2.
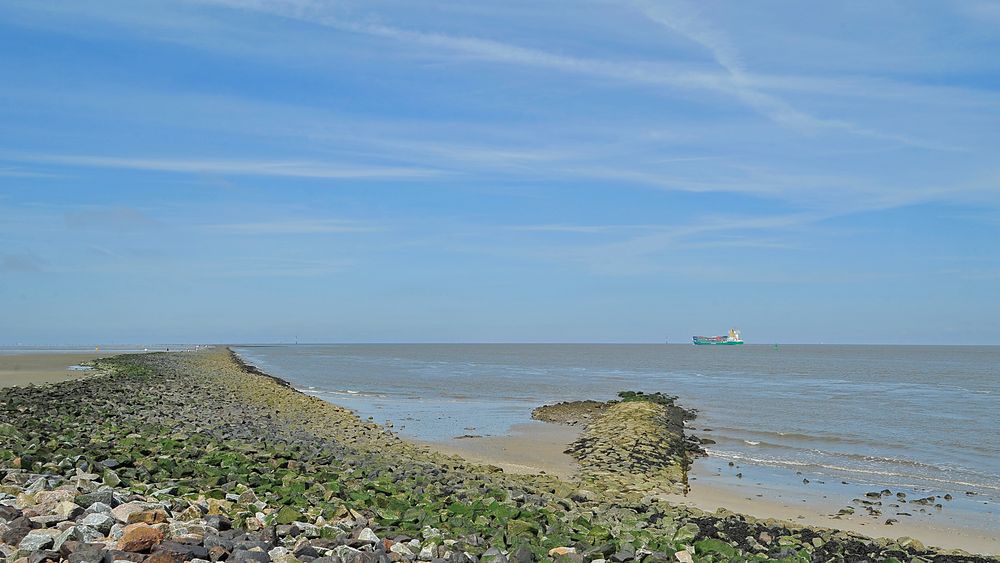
533 392 704 497
0 349 995 562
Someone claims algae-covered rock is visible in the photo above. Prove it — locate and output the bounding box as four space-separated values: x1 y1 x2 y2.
275 506 300 525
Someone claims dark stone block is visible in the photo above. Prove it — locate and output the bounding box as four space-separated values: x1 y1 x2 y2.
0 516 34 545
0 505 22 521
153 540 210 560
205 514 232 531
28 550 61 563
229 549 272 562
75 491 117 508
102 550 145 563
67 544 107 563
294 544 321 558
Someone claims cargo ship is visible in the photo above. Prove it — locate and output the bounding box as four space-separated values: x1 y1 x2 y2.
692 328 743 345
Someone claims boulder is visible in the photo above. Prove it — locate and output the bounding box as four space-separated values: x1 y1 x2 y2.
116 523 164 553
1 516 35 545
18 529 61 552
110 502 159 523
125 508 169 525
73 525 105 544
80 513 114 534
74 491 117 509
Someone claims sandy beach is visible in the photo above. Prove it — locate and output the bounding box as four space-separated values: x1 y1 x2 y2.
429 420 1000 555
0 352 111 388
419 421 581 479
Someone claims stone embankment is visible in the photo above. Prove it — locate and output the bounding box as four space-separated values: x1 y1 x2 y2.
1 349 995 563
533 392 705 497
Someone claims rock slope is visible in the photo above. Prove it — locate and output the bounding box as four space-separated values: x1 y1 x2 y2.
0 349 994 563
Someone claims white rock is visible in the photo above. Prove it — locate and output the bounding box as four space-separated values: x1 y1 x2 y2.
390 543 415 557
292 521 319 538
421 525 442 540
419 544 437 560
358 527 380 543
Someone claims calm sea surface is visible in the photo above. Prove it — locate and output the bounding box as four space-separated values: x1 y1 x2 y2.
233 344 998 517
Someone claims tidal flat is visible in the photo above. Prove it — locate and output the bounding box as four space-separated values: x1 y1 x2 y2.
0 348 996 562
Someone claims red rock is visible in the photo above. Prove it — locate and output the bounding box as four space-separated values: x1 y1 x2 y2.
125 508 169 525
117 523 164 553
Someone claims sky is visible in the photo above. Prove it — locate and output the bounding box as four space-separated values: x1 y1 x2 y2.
1 0 999 345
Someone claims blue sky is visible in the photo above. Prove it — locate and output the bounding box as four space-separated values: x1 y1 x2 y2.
1 0 999 344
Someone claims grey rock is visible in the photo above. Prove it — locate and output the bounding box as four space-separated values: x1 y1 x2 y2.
80 513 114 534
74 525 105 544
29 514 69 526
230 549 272 562
480 547 507 563
53 526 76 552
203 514 231 531
85 502 113 515
75 491 117 509
334 545 361 560
67 543 107 563
18 529 58 551
153 541 211 560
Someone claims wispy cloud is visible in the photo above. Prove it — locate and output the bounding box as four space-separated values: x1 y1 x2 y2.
65 206 163 232
3 153 442 180
200 219 382 235
633 0 962 151
0 166 61 178
1 253 45 273
195 0 849 134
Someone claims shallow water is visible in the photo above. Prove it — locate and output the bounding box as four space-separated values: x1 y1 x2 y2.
233 344 999 525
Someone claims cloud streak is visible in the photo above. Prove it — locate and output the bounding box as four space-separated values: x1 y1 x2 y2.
200 219 382 235
194 0 953 149
4 153 442 180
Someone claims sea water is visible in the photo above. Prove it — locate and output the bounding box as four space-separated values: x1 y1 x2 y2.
233 344 998 525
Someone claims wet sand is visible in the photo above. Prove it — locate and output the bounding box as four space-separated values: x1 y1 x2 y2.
428 422 1000 556
420 421 580 479
0 352 111 388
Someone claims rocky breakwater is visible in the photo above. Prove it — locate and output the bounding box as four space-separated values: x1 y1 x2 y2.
533 392 705 498
1 349 997 563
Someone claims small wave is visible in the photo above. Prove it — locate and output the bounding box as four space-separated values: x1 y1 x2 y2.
709 426 880 447
705 450 1000 492
67 365 93 371
744 440 760 446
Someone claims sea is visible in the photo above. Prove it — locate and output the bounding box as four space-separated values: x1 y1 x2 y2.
232 344 999 528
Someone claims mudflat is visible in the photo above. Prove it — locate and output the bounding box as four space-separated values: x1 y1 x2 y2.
0 352 110 388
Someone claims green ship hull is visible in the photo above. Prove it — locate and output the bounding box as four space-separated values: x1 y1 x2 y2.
692 329 743 345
